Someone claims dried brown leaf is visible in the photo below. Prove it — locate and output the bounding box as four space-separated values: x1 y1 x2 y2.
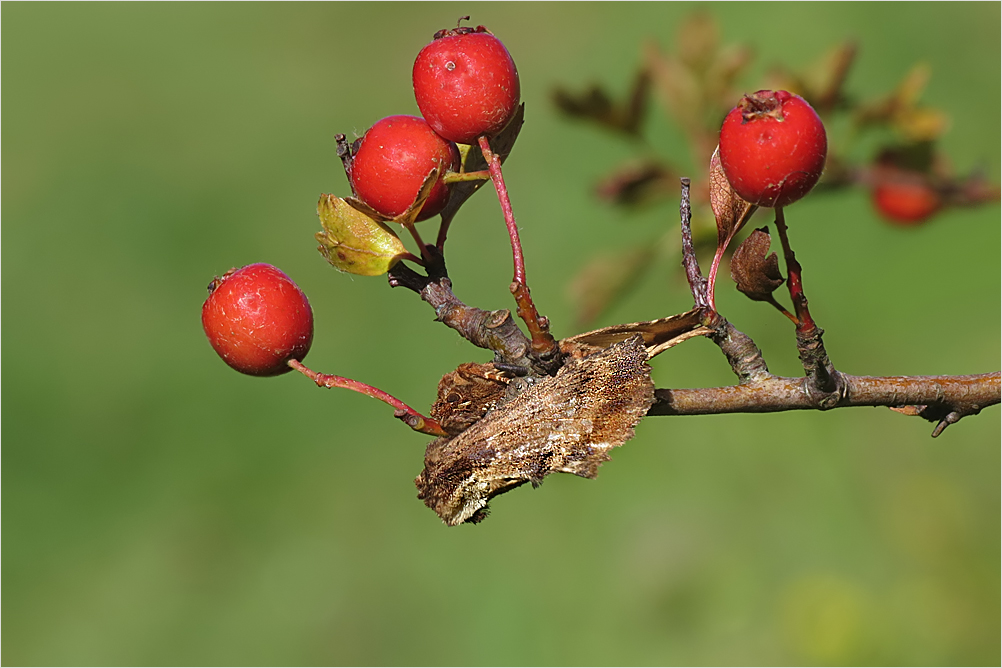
595 159 678 207
853 64 948 142
677 11 719 72
709 146 756 254
730 227 785 301
551 68 650 136
553 84 614 122
645 42 700 131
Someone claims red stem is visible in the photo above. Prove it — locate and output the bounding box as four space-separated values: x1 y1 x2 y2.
707 246 724 311
287 359 448 437
403 221 433 265
773 207 816 332
477 135 559 363
479 135 526 286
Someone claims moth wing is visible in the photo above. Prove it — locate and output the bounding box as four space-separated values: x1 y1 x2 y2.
416 336 654 525
562 307 709 359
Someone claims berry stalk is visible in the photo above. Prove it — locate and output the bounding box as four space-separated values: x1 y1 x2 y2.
772 207 815 332
287 359 449 437
478 135 560 363
772 208 842 400
478 135 526 286
764 295 801 326
402 220 434 266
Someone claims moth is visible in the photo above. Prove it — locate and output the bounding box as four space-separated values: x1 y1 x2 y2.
415 309 709 525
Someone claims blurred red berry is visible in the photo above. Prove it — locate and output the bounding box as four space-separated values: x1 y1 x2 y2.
413 24 520 145
719 90 828 208
872 179 941 225
350 115 460 221
202 263 314 376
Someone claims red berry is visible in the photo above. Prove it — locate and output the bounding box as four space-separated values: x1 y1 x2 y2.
872 179 941 225
202 263 314 376
719 90 828 208
413 24 520 145
349 115 460 221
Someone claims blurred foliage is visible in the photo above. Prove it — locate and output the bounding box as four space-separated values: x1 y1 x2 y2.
2 3 999 666
555 12 1000 326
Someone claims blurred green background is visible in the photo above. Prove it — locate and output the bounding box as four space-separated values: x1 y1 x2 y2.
4 3 999 665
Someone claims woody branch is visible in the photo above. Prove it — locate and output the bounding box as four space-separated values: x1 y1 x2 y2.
672 179 1000 436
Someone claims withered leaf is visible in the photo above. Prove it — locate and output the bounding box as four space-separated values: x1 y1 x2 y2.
552 85 615 122
875 142 936 174
595 159 678 207
677 11 719 72
730 227 785 301
416 336 654 526
764 42 856 116
645 42 700 132
853 64 948 142
561 307 710 360
551 67 650 136
315 194 407 276
709 145 757 255
438 103 525 226
807 41 857 114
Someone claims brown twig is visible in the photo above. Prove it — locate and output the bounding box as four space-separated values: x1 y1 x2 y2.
387 249 541 374
701 312 771 383
678 177 710 308
651 309 998 437
649 370 1000 436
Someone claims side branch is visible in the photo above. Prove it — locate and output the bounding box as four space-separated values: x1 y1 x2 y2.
649 371 1000 436
387 259 540 374
678 177 709 308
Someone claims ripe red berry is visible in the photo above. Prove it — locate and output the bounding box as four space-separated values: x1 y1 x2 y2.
872 179 941 225
202 263 314 376
719 90 828 208
412 23 520 145
349 115 460 221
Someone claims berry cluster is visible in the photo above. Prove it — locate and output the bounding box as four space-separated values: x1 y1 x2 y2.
347 21 520 223
203 19 524 424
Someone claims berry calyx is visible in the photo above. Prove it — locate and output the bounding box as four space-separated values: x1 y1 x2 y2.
202 263 314 376
349 115 460 221
412 22 520 145
719 90 828 208
872 179 941 225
